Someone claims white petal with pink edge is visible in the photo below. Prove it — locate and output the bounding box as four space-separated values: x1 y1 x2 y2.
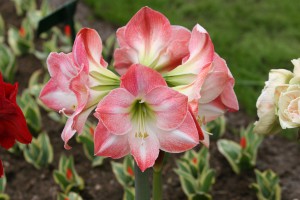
94 120 130 159
96 88 134 135
157 111 198 153
129 125 160 172
145 86 188 130
120 64 167 97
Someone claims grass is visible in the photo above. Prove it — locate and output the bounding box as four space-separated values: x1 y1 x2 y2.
84 0 300 115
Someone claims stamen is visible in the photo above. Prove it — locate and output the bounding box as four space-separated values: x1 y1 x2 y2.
59 108 70 117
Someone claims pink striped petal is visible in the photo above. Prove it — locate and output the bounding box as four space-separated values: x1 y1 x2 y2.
95 88 134 135
116 27 127 47
61 116 76 149
220 83 239 111
124 7 171 65
199 98 226 123
40 53 78 114
73 28 107 70
145 86 188 130
121 64 167 96
129 128 160 172
157 111 198 152
47 52 77 79
40 79 77 114
167 24 214 76
114 47 139 76
94 120 130 159
154 25 191 72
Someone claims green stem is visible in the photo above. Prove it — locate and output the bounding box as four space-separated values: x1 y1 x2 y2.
152 151 165 200
153 168 162 200
134 162 150 200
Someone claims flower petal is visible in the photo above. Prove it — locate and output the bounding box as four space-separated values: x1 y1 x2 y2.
121 64 167 96
199 54 228 103
129 126 160 172
153 25 191 72
61 116 76 150
165 24 214 76
145 86 188 130
94 120 130 159
40 79 77 114
73 28 107 71
114 47 139 76
157 111 198 152
95 88 134 135
199 98 226 123
220 83 239 111
122 7 171 67
40 53 78 114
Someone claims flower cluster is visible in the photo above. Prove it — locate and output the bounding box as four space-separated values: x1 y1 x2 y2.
0 74 32 177
254 58 300 134
40 7 238 171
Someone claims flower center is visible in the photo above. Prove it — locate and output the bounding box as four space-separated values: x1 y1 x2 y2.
130 99 154 139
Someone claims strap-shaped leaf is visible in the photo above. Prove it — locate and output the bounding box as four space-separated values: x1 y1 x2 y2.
217 139 241 174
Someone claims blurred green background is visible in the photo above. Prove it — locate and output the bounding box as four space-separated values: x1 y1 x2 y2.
84 0 300 115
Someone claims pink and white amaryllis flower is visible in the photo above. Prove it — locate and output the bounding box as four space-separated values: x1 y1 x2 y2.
114 7 191 75
113 7 215 146
114 7 214 102
198 54 239 123
94 65 200 171
40 28 120 149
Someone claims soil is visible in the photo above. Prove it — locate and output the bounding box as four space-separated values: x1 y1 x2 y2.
1 1 300 200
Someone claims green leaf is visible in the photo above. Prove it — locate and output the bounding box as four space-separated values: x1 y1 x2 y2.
217 139 241 174
174 169 196 195
123 187 135 200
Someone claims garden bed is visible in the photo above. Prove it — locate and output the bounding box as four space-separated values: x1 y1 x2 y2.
1 0 300 199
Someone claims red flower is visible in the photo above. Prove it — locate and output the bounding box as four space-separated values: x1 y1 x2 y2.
192 157 197 165
64 25 71 37
240 137 247 149
19 27 26 37
89 127 94 136
0 74 32 177
66 168 73 180
127 166 134 177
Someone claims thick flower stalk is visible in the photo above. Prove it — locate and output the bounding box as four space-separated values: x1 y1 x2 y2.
94 65 200 171
40 28 120 148
0 74 32 177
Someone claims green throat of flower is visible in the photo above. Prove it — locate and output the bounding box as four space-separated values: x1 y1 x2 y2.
130 99 155 139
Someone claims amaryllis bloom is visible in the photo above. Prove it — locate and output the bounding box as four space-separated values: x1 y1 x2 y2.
277 85 300 128
113 7 220 146
114 7 214 102
254 69 293 134
94 65 200 171
40 28 120 149
0 74 32 177
114 7 191 75
198 54 239 123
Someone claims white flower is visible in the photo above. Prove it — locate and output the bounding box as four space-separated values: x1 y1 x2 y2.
254 69 293 134
277 85 300 129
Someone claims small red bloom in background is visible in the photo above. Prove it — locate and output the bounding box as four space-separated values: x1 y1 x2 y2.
64 198 69 200
66 168 73 180
89 127 94 136
240 137 247 149
19 27 25 37
192 157 197 165
64 25 71 37
0 74 32 177
127 166 134 177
